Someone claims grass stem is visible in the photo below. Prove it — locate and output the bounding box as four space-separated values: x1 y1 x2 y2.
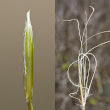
28 100 33 110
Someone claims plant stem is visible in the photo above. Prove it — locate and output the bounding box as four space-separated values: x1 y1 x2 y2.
78 62 85 110
82 105 85 110
28 100 33 110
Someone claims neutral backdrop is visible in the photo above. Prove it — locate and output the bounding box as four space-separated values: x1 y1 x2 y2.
0 0 54 110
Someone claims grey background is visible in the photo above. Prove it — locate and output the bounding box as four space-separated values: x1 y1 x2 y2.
0 0 54 110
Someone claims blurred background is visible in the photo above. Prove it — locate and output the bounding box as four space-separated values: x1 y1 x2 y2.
0 0 54 110
55 0 110 110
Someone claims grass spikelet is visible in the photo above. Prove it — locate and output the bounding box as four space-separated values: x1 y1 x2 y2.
23 10 33 110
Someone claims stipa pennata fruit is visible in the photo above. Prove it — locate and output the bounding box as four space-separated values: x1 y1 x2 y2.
63 6 110 110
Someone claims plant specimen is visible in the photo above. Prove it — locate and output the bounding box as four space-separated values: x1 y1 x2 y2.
63 6 110 110
23 10 33 110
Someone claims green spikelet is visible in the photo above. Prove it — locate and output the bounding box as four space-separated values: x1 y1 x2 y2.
23 10 33 110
